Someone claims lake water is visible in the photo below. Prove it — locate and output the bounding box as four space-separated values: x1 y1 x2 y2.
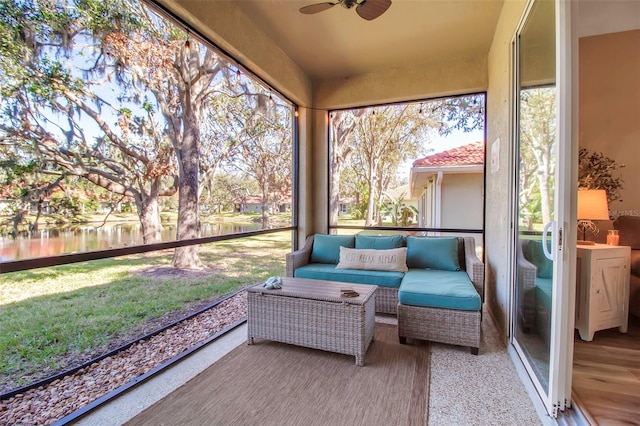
0 222 262 261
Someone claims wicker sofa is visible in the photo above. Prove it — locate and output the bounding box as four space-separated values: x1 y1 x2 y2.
286 234 485 354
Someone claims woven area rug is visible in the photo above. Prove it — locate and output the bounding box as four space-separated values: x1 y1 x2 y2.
126 323 430 426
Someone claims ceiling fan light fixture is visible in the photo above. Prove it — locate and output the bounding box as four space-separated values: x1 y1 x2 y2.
341 0 358 9
299 0 391 20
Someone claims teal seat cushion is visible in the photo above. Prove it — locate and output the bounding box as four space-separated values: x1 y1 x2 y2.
355 234 404 250
406 237 460 271
310 234 355 264
528 240 553 278
535 277 552 313
294 263 403 288
398 270 481 311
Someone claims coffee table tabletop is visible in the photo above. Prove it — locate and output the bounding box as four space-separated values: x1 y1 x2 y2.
247 277 376 304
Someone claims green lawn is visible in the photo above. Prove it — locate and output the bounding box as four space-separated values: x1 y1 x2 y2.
0 231 290 390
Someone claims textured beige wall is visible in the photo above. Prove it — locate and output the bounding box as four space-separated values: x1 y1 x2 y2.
485 0 527 340
314 55 488 110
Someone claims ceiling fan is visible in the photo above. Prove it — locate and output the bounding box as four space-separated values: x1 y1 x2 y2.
299 0 392 21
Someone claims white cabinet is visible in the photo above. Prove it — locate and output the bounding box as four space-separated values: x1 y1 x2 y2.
575 244 630 341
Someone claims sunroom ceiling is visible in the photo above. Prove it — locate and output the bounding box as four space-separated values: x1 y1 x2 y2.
234 0 505 81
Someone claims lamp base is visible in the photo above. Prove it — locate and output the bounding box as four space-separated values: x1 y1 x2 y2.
577 240 596 246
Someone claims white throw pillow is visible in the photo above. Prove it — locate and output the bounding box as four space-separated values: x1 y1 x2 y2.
336 247 408 272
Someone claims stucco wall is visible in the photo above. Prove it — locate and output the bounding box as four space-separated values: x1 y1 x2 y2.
441 173 484 229
314 55 488 109
484 0 527 340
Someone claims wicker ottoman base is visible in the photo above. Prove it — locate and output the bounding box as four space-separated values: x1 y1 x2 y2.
397 303 481 355
247 278 376 366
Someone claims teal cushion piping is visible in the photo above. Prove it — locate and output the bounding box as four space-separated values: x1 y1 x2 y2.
398 270 481 311
294 263 403 288
355 234 404 250
310 234 355 264
406 236 460 271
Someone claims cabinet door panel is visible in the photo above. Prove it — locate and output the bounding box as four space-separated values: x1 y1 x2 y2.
595 259 626 322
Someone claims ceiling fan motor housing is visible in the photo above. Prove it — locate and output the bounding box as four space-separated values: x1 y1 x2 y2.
341 0 358 9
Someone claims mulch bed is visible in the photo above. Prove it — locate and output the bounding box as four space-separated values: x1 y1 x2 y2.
0 290 248 425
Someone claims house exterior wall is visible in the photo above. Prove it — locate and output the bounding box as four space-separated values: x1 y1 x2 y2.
441 173 484 230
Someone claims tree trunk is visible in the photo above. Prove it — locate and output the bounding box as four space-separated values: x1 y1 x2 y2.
329 163 342 226
365 180 376 226
172 114 203 269
365 169 378 226
261 181 270 228
135 194 162 244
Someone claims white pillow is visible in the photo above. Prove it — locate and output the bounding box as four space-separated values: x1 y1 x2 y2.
336 247 408 272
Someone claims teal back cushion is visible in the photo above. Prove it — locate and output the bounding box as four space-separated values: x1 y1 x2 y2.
310 234 355 264
528 239 553 278
355 234 404 250
406 237 460 271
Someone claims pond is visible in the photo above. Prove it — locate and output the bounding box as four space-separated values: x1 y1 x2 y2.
0 221 263 261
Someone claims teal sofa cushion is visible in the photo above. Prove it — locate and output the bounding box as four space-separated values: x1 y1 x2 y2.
398 270 481 311
528 240 553 278
355 234 404 250
294 263 404 288
406 237 460 271
310 234 355 264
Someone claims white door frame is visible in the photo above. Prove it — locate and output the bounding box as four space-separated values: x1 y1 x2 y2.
508 0 575 418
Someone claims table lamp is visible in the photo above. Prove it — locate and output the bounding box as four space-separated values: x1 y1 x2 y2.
577 189 609 245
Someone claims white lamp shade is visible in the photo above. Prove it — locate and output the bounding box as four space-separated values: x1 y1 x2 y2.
577 189 609 220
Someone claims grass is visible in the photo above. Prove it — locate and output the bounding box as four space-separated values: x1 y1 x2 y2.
0 231 291 390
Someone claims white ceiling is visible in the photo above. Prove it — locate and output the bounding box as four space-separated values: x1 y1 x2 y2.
235 0 505 81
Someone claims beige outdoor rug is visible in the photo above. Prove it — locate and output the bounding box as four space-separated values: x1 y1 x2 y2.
126 323 430 426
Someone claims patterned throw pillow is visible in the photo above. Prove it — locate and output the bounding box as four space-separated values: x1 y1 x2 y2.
336 247 408 272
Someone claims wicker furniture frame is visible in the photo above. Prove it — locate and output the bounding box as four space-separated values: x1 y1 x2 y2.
247 277 376 366
397 305 481 354
397 237 484 355
286 235 484 317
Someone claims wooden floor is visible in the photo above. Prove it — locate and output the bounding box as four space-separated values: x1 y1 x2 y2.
572 314 640 425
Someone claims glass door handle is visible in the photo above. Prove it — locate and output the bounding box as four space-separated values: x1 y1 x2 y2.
542 221 555 261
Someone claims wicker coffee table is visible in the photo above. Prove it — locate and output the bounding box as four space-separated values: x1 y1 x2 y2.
247 277 376 366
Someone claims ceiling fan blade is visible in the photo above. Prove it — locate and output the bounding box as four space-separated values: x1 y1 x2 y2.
356 0 392 20
299 2 337 14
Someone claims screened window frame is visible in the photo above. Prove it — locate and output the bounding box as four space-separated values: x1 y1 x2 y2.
326 92 487 238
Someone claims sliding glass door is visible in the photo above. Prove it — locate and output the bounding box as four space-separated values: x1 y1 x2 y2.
511 0 573 417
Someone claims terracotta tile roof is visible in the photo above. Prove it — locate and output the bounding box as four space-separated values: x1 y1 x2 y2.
242 196 263 204
412 141 484 167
